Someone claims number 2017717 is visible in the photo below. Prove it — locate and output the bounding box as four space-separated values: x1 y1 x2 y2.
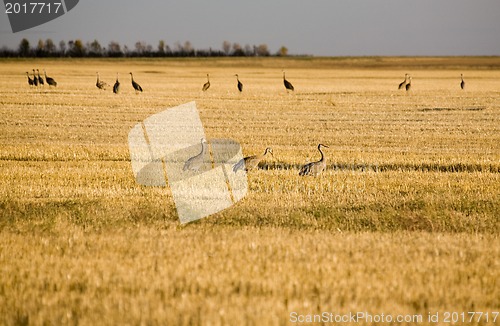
5 2 62 14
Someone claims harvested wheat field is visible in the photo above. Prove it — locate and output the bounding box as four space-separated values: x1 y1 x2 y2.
0 57 499 325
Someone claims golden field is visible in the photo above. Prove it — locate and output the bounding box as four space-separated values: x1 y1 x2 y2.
0 57 499 325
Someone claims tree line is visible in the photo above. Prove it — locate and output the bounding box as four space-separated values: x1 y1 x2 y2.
0 38 290 58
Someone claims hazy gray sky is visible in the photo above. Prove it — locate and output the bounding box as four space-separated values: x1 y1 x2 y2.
1 0 500 56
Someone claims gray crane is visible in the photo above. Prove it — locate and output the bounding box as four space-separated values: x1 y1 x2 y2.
26 72 34 87
130 72 143 93
96 72 108 90
398 73 408 89
113 73 120 94
233 147 273 172
37 69 44 86
32 69 38 86
44 69 57 87
299 144 329 176
235 74 243 92
183 138 208 172
283 71 294 91
405 76 412 92
202 74 210 91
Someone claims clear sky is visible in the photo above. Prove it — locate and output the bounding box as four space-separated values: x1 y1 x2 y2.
1 0 500 56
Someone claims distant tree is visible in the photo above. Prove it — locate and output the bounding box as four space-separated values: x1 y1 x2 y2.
134 41 145 54
44 39 56 54
256 44 270 56
107 41 123 57
277 46 288 56
158 40 165 54
222 40 231 55
66 39 85 57
244 44 253 56
183 41 194 55
232 43 244 56
88 39 102 56
18 38 30 57
59 40 66 55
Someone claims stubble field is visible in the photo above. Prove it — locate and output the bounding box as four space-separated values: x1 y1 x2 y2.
0 57 499 325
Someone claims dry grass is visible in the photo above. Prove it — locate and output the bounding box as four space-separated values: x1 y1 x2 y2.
0 57 499 325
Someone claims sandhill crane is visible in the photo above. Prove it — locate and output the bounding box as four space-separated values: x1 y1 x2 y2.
460 74 465 90
32 69 38 86
283 71 294 91
183 138 208 172
235 74 243 92
96 72 109 90
37 69 44 86
233 147 273 173
129 72 143 93
299 144 329 176
398 73 408 89
202 74 210 91
26 72 34 87
113 73 120 94
44 69 57 87
405 76 412 92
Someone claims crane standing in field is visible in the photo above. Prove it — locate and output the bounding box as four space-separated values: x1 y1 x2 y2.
460 74 465 90
44 69 57 87
235 74 243 92
233 147 273 173
283 71 294 92
32 69 38 86
405 76 412 92
26 72 34 87
299 144 329 177
202 74 210 91
37 69 44 86
96 72 109 90
113 73 120 94
398 73 408 89
130 72 143 93
183 138 208 172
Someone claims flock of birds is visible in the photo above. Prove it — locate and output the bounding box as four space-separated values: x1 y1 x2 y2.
25 69 466 177
27 70 466 93
25 69 57 87
182 138 327 177
397 73 465 91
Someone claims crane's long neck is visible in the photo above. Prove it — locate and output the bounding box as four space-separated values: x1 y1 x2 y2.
318 146 325 162
200 141 206 155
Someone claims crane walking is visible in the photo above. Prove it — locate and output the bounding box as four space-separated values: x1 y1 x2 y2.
299 144 329 176
233 147 273 172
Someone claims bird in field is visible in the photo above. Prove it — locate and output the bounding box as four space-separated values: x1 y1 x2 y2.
96 72 109 90
26 72 34 87
233 147 273 173
129 72 143 93
32 69 38 86
405 76 412 92
398 73 408 89
235 74 243 92
44 69 57 87
283 71 294 91
299 144 329 176
113 73 120 94
202 74 210 91
460 74 465 90
37 69 44 86
183 138 208 172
